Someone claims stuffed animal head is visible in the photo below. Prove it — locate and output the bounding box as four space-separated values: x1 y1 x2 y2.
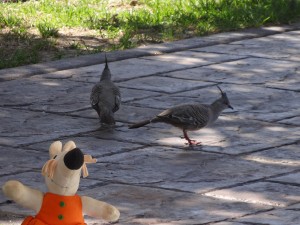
42 141 96 196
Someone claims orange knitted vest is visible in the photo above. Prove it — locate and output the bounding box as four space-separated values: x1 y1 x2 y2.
21 192 86 225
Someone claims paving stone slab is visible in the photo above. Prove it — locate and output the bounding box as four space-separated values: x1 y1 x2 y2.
0 146 47 175
27 136 143 157
0 77 81 108
69 105 161 123
128 94 206 111
29 85 160 114
243 144 300 167
119 76 213 94
195 30 300 62
90 147 295 194
267 172 300 185
67 90 162 123
82 184 270 225
117 105 162 124
87 116 300 155
35 68 162 98
266 71 300 91
277 116 300 126
4 54 213 85
119 88 162 103
0 74 162 114
0 76 89 112
132 84 300 123
204 181 300 207
141 51 243 67
163 57 299 86
0 108 98 147
40 57 214 83
6 79 158 114
233 203 300 225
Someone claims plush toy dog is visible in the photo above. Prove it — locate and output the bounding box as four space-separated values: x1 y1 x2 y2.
2 140 120 225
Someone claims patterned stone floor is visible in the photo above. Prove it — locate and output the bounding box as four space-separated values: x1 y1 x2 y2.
0 24 299 225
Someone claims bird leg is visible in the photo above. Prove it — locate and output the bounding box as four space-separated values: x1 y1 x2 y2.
182 130 201 146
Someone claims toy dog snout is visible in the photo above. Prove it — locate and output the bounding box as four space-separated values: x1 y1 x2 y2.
64 148 84 170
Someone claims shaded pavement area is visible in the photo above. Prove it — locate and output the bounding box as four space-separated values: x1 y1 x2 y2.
0 24 299 224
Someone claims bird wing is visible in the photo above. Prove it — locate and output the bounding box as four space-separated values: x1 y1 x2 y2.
91 81 121 112
90 84 101 108
112 85 121 113
157 104 210 129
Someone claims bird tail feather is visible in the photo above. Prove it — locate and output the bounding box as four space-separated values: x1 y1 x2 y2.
128 119 151 129
100 113 115 125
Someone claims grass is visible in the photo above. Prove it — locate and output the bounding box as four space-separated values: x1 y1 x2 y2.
1 0 300 69
37 22 59 38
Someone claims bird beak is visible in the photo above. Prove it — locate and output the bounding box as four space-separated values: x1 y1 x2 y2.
228 104 234 110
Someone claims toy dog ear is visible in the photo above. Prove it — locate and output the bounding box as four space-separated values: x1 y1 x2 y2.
63 140 77 152
49 141 63 159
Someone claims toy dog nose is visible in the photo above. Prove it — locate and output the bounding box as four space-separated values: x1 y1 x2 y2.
64 148 84 170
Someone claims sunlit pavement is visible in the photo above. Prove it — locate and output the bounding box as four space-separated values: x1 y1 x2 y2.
0 23 299 225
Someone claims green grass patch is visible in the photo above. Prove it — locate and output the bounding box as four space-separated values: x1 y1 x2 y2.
37 21 59 38
1 0 300 69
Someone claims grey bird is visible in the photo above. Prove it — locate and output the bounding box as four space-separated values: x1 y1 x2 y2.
129 86 233 146
90 55 121 125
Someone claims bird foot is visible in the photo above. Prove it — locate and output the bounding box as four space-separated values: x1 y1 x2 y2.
185 140 202 146
180 136 201 146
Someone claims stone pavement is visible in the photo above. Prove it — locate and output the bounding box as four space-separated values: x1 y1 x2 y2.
0 24 300 225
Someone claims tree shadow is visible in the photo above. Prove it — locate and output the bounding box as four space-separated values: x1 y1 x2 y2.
0 29 300 224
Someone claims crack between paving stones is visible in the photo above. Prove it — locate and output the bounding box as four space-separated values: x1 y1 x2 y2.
200 208 275 225
96 145 147 158
12 128 101 148
81 134 233 155
85 168 298 196
266 180 300 187
229 208 276 225
190 208 275 225
201 168 300 195
141 54 248 64
109 181 196 194
78 180 109 190
272 114 300 123
0 169 34 178
14 107 98 119
111 56 250 85
79 132 154 147
265 85 300 93
119 91 163 104
273 121 300 127
233 109 300 127
79 128 240 156
1 103 33 108
191 49 300 64
235 140 299 156
1 105 94 118
286 208 300 211
78 129 242 156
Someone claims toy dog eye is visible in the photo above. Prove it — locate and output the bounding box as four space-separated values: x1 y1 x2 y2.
53 155 57 159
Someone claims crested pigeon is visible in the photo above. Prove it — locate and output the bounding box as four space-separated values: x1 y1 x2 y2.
90 55 121 125
129 86 233 146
